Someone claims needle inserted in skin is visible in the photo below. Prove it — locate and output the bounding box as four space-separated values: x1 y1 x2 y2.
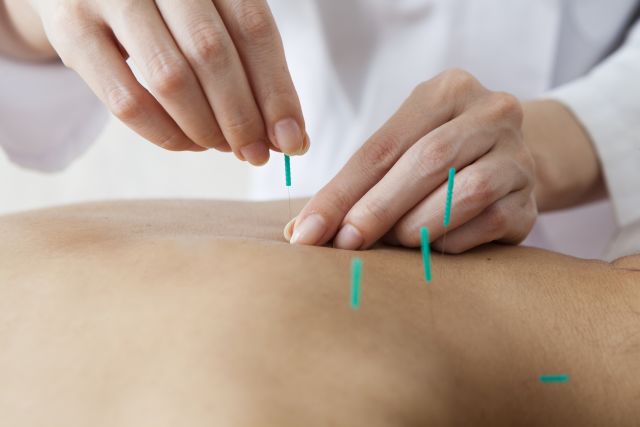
441 167 456 255
351 257 362 309
421 227 432 283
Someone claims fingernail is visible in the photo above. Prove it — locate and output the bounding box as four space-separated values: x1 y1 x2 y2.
290 214 326 245
274 118 303 154
240 141 270 166
334 224 364 250
283 216 297 241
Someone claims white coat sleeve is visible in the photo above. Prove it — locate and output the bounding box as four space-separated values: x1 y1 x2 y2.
547 21 640 229
0 56 108 173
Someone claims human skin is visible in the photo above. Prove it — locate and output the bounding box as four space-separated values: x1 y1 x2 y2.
0 0 308 163
0 200 638 426
1 1 605 253
291 73 602 254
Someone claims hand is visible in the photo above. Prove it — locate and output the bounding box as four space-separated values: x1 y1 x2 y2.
27 0 308 164
286 69 537 253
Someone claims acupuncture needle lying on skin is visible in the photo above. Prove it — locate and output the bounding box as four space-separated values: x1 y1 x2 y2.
441 167 456 255
539 374 570 383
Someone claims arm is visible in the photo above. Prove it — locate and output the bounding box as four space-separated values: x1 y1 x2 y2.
1 0 308 162
289 21 640 253
528 21 640 221
522 100 605 212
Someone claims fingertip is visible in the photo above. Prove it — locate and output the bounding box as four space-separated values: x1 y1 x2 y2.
239 141 270 166
334 224 364 250
290 213 327 246
283 216 297 241
273 118 304 155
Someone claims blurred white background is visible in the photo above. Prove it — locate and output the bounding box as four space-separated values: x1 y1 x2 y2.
0 116 253 215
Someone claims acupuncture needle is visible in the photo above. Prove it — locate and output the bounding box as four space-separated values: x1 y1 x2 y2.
284 154 292 219
420 227 432 283
351 257 362 309
539 374 570 383
441 167 456 255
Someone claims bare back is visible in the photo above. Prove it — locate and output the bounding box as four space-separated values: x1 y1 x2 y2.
1 200 638 426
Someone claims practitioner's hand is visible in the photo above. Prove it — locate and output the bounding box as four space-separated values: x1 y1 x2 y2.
26 0 308 164
287 69 537 253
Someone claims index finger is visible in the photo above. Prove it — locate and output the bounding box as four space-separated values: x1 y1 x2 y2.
216 0 308 155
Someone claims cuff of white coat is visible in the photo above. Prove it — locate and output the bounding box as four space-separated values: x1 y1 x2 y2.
543 37 640 228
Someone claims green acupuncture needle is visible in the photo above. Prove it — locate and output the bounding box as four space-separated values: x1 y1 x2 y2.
444 167 455 227
284 154 292 219
420 227 432 283
351 257 362 310
539 374 570 383
441 167 456 254
284 154 292 187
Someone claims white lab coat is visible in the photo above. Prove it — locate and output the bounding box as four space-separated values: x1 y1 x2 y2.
1 0 639 259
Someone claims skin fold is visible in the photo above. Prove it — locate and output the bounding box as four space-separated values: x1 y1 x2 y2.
0 200 638 426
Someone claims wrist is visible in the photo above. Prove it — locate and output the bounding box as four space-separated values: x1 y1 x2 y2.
522 100 604 212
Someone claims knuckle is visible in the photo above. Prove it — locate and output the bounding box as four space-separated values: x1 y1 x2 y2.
412 80 432 97
514 146 536 179
485 203 509 233
236 4 275 42
114 0 139 17
260 83 297 111
316 185 354 217
194 130 227 150
331 187 355 214
415 137 457 179
355 198 392 226
49 1 84 30
106 85 142 122
224 115 256 135
147 56 190 96
220 114 266 147
464 172 497 207
497 204 537 244
439 68 478 96
188 24 232 67
47 2 95 52
359 134 399 171
488 92 523 123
